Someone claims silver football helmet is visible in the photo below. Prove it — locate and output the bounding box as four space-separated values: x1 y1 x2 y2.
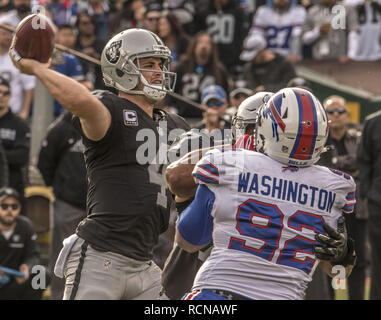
231 91 273 141
101 28 177 101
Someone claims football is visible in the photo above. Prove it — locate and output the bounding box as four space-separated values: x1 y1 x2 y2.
11 14 55 63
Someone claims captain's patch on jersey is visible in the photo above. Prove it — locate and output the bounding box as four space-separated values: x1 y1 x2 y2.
123 110 138 126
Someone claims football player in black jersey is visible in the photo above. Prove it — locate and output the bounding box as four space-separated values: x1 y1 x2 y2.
10 28 190 299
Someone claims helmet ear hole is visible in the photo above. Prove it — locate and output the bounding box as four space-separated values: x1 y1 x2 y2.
116 69 124 77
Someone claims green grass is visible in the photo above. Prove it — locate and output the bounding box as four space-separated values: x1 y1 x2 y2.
335 277 370 300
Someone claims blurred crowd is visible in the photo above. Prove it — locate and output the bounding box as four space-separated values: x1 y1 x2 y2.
1 0 381 122
0 0 380 300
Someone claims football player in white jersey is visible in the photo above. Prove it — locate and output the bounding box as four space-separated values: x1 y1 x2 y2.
175 87 356 300
160 92 272 299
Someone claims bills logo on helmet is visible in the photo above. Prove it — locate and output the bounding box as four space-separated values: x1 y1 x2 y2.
263 93 285 142
105 40 122 64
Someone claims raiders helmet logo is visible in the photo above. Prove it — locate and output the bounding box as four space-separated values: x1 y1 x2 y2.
105 40 122 64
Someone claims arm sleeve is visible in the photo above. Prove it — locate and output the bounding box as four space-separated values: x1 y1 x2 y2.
251 7 267 37
177 184 215 246
333 171 357 214
192 149 221 185
342 189 356 214
302 9 321 45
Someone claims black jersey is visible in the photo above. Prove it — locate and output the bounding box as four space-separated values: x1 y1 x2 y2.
0 216 40 272
73 90 190 261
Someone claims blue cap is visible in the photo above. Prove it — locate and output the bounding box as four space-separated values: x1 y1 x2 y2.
201 85 227 105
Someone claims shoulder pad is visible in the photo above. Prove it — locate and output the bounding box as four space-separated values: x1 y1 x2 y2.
91 90 115 100
153 108 167 122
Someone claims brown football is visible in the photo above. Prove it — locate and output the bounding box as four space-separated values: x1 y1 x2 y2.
11 14 55 63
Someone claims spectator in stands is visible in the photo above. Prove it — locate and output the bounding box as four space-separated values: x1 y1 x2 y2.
108 0 144 36
287 76 313 91
240 34 296 92
194 84 230 134
357 108 381 300
51 24 85 118
37 111 87 300
245 0 306 63
171 31 231 118
0 24 35 120
143 1 162 34
318 95 368 300
0 187 44 300
108 0 123 13
0 0 31 27
301 0 360 63
163 0 196 35
226 85 253 118
84 0 109 43
0 0 13 16
75 13 105 90
194 0 250 75
158 12 190 69
0 77 30 215
42 0 78 27
228 85 253 109
345 0 381 61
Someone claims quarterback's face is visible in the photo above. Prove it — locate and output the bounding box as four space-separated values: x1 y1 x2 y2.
137 57 164 86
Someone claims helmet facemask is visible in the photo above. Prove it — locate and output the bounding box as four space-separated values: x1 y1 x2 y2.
231 116 257 141
231 91 273 143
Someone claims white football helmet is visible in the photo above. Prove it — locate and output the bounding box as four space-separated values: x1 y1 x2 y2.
101 28 176 101
256 87 329 167
231 91 273 141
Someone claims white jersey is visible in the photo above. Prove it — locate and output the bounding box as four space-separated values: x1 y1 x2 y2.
191 149 356 300
344 0 381 61
247 5 306 57
0 53 36 113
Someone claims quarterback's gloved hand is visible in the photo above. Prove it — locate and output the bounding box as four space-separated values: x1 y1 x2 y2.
314 216 356 267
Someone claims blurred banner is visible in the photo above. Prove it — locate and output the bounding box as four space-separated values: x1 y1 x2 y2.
296 59 381 124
